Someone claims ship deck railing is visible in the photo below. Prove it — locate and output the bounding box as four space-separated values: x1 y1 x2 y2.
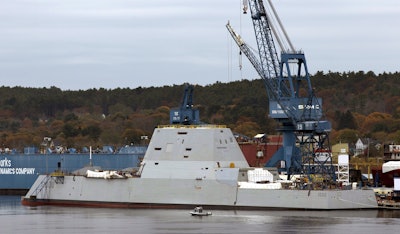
157 124 227 129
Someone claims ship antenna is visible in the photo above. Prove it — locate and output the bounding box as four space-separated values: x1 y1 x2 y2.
89 146 93 166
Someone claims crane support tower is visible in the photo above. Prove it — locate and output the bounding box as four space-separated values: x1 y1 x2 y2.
227 0 334 183
170 84 200 125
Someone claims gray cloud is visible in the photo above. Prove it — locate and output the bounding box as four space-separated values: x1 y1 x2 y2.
0 0 399 90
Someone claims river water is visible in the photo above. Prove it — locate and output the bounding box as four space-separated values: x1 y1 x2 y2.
1 196 400 234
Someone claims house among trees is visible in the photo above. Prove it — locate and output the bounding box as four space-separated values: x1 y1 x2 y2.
355 138 370 157
354 138 382 158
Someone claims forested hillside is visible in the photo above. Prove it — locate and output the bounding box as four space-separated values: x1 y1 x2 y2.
1 71 399 152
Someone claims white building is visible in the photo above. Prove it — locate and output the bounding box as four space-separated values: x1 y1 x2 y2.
354 138 368 156
384 144 400 160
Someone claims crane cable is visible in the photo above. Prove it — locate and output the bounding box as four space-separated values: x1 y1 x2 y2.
227 29 233 81
266 0 295 53
239 0 244 75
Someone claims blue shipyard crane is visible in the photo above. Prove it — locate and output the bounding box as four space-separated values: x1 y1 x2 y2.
170 84 200 125
227 0 333 180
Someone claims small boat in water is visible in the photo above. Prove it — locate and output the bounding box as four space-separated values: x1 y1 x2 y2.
190 206 212 216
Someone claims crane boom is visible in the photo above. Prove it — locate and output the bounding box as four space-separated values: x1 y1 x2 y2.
226 22 279 101
248 0 280 83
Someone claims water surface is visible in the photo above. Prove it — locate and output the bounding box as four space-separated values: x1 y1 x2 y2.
1 196 400 233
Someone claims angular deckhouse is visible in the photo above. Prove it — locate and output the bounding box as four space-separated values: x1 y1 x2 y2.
141 125 249 179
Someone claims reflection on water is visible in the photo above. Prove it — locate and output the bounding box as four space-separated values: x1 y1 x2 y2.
1 196 400 234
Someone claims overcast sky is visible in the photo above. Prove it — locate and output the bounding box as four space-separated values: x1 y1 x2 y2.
1 0 399 90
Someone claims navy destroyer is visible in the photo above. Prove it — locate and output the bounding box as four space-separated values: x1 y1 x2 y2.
21 125 377 209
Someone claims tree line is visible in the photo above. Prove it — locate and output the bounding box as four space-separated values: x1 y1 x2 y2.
0 71 399 152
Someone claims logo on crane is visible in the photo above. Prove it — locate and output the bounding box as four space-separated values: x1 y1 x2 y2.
298 104 320 110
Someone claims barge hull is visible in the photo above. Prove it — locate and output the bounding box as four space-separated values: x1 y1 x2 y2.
1 152 145 194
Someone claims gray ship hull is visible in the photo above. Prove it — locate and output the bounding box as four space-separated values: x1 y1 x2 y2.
22 175 377 210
